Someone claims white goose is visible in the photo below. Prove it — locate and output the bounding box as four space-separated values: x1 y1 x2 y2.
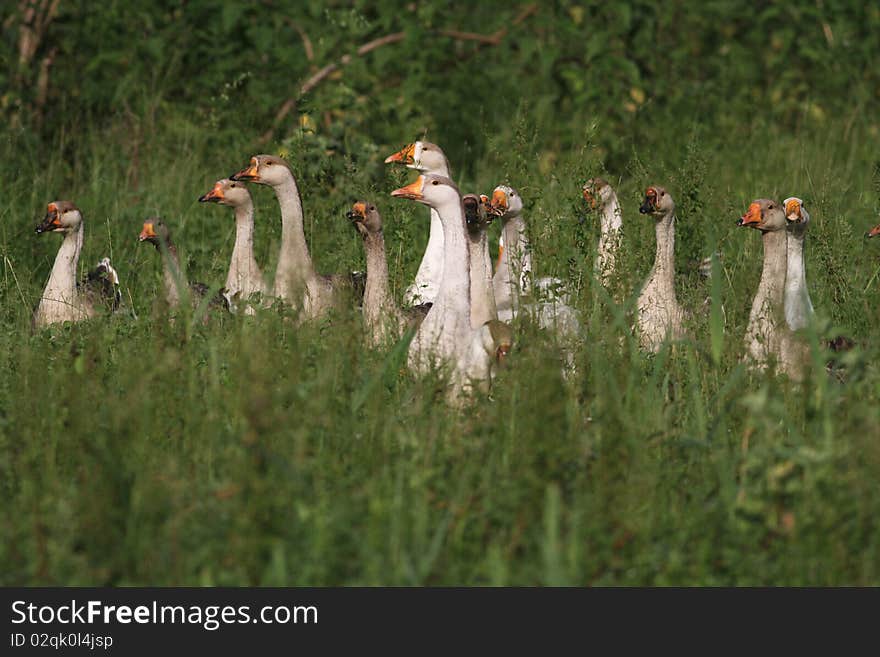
582 178 623 287
231 154 350 319
384 141 452 306
199 178 268 312
782 197 814 331
32 201 120 329
738 199 789 367
391 175 512 395
636 186 686 351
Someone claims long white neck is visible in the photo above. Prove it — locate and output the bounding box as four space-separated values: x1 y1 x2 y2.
404 159 452 305
273 175 316 300
644 212 677 299
226 199 264 295
493 215 530 313
749 228 787 330
784 228 813 331
43 225 83 305
415 195 472 363
468 226 497 328
596 194 622 283
362 230 401 331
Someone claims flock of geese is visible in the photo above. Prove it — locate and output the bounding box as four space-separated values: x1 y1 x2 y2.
32 139 874 397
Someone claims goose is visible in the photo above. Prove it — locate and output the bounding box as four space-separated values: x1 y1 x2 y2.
384 141 452 306
346 200 430 345
738 199 790 368
582 177 623 286
782 197 815 331
32 201 121 329
488 185 581 374
230 154 351 319
199 178 268 312
138 218 228 312
636 186 686 351
390 175 512 395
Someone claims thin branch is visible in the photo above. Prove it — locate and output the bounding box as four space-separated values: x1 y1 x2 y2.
259 4 538 144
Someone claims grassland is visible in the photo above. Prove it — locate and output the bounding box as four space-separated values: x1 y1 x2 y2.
1 99 879 585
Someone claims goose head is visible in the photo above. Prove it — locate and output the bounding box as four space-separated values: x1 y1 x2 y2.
347 201 383 237
138 217 172 248
93 257 120 286
390 174 461 211
463 193 492 233
639 186 674 217
738 199 786 233
582 178 614 211
783 197 810 235
198 178 252 207
486 185 523 219
230 154 292 187
481 319 514 365
867 223 880 239
384 141 447 173
35 201 82 235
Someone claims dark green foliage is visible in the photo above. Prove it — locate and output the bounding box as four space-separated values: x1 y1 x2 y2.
1 1 879 585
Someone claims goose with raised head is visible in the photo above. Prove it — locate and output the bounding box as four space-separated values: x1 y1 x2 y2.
199 178 268 312
32 201 121 329
347 200 430 345
390 175 511 395
782 197 814 331
636 186 686 351
139 218 228 312
384 141 451 306
582 177 623 286
231 154 350 319
738 199 790 367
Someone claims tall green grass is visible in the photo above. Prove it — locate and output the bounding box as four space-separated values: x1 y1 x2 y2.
1 105 879 585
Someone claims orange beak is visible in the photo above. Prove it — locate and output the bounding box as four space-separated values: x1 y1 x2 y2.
867 223 880 238
199 182 225 203
496 344 511 365
785 198 802 222
139 222 157 241
582 187 597 209
390 176 424 200
231 158 260 182
488 189 508 216
384 143 416 165
35 203 62 234
739 202 763 227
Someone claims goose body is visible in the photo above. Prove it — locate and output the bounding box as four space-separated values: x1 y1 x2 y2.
32 201 120 329
199 178 268 312
231 155 343 319
391 175 511 395
636 186 686 351
385 141 451 306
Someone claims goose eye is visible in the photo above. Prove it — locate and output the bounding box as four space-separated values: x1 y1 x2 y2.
369 206 375 211
431 180 439 185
